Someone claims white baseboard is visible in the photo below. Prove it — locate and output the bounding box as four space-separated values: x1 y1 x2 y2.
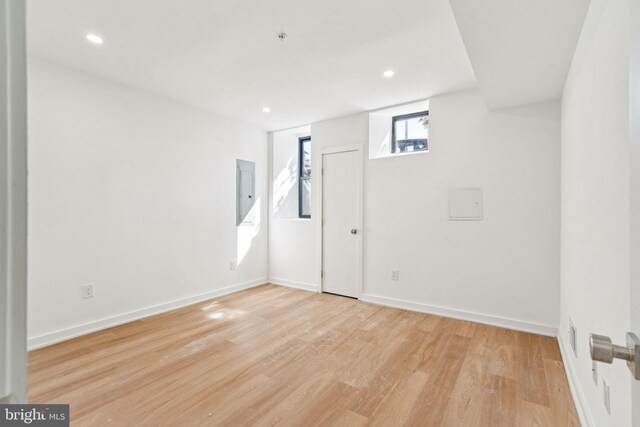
28 278 268 351
268 277 318 292
359 293 558 337
558 334 594 427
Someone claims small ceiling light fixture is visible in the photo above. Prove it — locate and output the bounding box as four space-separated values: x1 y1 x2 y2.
383 70 395 78
277 32 288 41
262 107 271 113
86 34 104 45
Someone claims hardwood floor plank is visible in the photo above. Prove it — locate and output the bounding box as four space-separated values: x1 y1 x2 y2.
348 334 428 418
516 400 555 427
367 370 429 426
516 333 551 406
540 336 563 361
436 316 479 338
28 285 577 426
440 355 517 427
543 359 580 426
403 334 471 426
467 325 519 380
314 409 369 427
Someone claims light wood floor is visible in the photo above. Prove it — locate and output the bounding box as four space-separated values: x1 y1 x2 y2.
29 285 579 426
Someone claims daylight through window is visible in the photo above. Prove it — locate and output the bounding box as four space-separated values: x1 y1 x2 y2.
392 111 429 154
299 137 311 218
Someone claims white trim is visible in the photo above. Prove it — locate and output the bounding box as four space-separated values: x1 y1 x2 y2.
27 278 268 351
370 149 430 161
359 293 558 337
321 143 364 155
1 0 29 403
315 149 323 295
318 143 365 299
268 277 318 292
558 334 594 427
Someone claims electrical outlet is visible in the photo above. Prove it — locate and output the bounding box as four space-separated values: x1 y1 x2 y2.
592 361 598 385
603 379 611 415
391 269 399 281
569 319 577 357
230 261 237 271
82 283 94 299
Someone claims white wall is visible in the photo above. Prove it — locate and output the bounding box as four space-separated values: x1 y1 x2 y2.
27 59 268 347
306 89 561 333
560 0 632 425
268 127 317 290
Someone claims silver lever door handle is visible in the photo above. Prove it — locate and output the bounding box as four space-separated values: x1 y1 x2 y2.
590 332 640 380
350 229 357 234
590 334 633 363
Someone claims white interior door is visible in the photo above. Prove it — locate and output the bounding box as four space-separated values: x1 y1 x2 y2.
322 149 360 298
1 0 28 404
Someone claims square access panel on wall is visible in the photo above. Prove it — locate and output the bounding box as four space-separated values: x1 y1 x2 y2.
236 159 255 226
449 188 482 220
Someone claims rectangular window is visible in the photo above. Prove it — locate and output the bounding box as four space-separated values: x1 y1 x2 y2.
391 111 429 154
299 137 311 218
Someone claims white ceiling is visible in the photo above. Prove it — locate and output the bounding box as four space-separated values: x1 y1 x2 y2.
450 0 590 111
27 0 478 131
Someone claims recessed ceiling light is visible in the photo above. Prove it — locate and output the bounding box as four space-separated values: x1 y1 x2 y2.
86 34 104 45
383 70 395 78
262 107 271 113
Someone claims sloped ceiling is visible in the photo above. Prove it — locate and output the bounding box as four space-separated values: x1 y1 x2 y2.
450 0 590 110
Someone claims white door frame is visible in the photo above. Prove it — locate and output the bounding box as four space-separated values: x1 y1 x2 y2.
1 0 28 404
630 0 640 420
316 143 364 298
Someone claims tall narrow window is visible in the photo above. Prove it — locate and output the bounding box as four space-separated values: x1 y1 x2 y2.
299 137 311 218
391 111 429 154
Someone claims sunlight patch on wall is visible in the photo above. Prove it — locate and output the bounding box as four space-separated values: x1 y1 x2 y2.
237 197 261 265
273 157 297 216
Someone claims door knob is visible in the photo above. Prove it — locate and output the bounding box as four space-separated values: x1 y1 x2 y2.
350 229 358 234
590 332 640 380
